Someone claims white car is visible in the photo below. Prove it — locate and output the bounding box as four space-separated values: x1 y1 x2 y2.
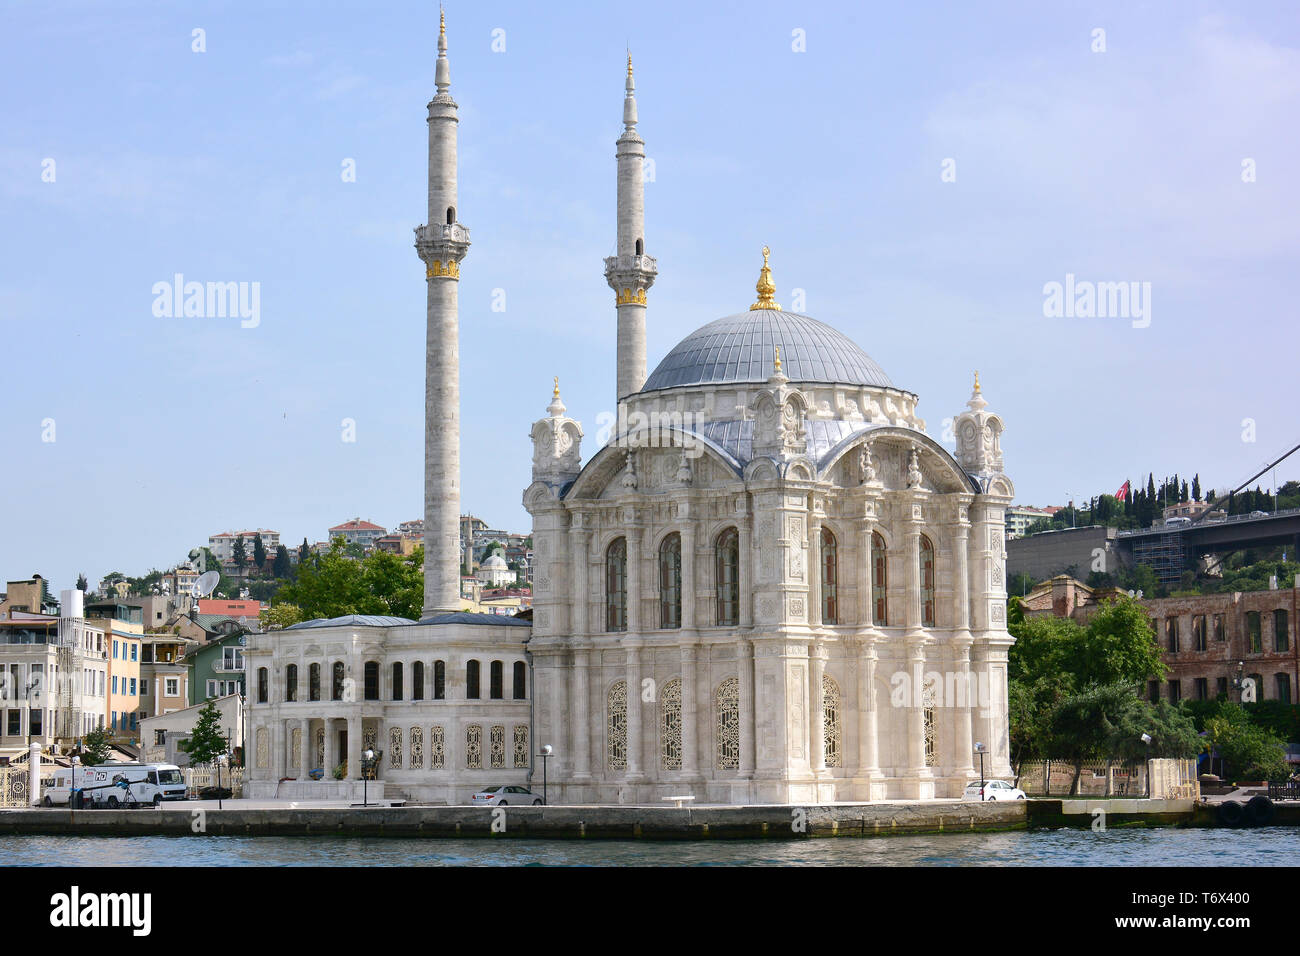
963 779 1026 801
469 785 544 806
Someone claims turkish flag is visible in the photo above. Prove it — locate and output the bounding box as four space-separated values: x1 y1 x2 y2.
1115 480 1130 502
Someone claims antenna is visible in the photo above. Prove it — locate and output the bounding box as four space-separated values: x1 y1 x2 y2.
195 571 220 598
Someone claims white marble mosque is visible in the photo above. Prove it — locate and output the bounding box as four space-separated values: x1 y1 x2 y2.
245 16 1016 804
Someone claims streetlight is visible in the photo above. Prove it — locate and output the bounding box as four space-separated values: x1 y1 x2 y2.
361 748 376 807
974 742 987 800
538 744 553 805
69 755 80 812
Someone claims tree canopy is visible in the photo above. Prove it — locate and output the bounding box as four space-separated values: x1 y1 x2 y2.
272 540 424 620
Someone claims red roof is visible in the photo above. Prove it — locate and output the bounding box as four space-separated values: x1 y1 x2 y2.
329 519 386 532
198 599 263 616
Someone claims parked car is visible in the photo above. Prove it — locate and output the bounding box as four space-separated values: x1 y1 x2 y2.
469 785 543 806
963 779 1027 801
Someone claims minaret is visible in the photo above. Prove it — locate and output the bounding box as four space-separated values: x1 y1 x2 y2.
604 54 658 404
415 10 471 617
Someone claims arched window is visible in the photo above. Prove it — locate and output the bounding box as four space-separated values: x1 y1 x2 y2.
513 725 529 768
434 660 446 700
871 532 888 626
715 677 740 770
309 663 321 702
466 660 480 699
285 664 297 702
716 528 740 626
430 726 445 770
391 662 403 701
389 727 402 769
821 528 838 625
823 675 841 768
659 533 682 629
607 681 628 771
331 662 345 701
466 724 482 769
606 538 628 632
412 661 425 701
923 677 937 767
363 661 380 701
660 677 682 771
635 237 644 255
410 726 424 768
920 535 935 628
513 661 527 700
257 667 268 704
446 206 455 225
489 660 503 700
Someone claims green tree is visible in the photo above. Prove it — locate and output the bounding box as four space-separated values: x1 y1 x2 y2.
76 573 88 591
1049 683 1141 794
272 545 291 579
252 535 267 572
1205 703 1289 781
299 538 310 563
232 537 247 571
80 727 112 766
261 602 304 630
1008 572 1038 597
1078 597 1167 686
179 698 229 766
273 541 425 620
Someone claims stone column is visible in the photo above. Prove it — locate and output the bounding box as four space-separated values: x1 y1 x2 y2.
299 717 311 777
28 742 41 807
952 639 975 777
570 526 589 636
905 509 923 634
857 639 880 776
680 525 696 630
572 644 592 779
680 642 699 778
625 641 644 780
323 718 335 778
809 513 823 627
906 640 929 775
739 509 754 628
347 716 362 781
626 528 643 634
739 641 755 778
810 643 827 773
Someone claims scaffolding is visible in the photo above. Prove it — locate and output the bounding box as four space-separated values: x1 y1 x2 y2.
1130 533 1187 587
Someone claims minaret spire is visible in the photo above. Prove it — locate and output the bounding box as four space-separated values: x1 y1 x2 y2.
605 55 657 404
415 10 470 617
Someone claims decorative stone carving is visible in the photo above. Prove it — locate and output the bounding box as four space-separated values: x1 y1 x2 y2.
858 444 876 484
906 445 924 489
531 380 584 484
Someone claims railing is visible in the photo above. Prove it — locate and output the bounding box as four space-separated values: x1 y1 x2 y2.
1117 507 1300 538
1268 782 1300 801
0 767 29 807
184 765 244 798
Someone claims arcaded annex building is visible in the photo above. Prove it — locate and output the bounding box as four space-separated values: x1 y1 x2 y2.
246 17 1016 804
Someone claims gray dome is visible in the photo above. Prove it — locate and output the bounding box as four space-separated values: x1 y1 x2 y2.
641 310 894 392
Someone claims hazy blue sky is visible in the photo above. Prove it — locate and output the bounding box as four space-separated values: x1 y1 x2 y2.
2 1 1297 591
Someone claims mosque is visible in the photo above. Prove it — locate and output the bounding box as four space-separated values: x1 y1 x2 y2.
246 16 1015 804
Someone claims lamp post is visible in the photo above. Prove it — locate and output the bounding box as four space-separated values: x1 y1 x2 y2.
70 755 80 812
361 748 376 807
1232 661 1246 703
538 744 552 805
1141 733 1152 797
974 742 987 800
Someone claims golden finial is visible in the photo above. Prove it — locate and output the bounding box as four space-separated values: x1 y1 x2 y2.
627 51 633 78
749 245 781 311
440 8 445 37
553 376 560 400
774 345 782 374
973 370 981 394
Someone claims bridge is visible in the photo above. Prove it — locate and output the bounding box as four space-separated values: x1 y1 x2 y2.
1116 509 1300 585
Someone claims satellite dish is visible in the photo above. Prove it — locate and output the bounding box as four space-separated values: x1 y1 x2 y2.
195 571 220 598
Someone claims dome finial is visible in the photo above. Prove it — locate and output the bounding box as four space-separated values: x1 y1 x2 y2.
553 375 560 400
547 376 566 417
973 370 981 393
774 345 782 374
750 245 781 311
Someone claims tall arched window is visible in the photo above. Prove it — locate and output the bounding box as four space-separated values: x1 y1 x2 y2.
257 667 268 704
606 538 628 632
434 660 446 700
389 727 403 769
660 677 682 771
716 528 740 626
391 662 403 701
821 528 838 625
823 674 841 768
512 661 527 700
489 660 503 700
410 726 424 768
923 677 937 767
920 534 935 628
466 660 481 699
635 237 644 255
466 725 482 769
364 661 380 701
285 664 297 702
871 532 888 626
715 677 740 770
412 661 425 701
607 681 628 771
331 662 345 701
309 663 321 702
659 533 682 629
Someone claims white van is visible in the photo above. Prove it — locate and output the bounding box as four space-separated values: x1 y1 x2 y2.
45 763 187 807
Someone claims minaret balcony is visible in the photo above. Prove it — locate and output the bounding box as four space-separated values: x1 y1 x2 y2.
415 222 471 265
603 253 658 287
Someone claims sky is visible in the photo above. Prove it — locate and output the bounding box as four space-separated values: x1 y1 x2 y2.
1 0 1298 592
